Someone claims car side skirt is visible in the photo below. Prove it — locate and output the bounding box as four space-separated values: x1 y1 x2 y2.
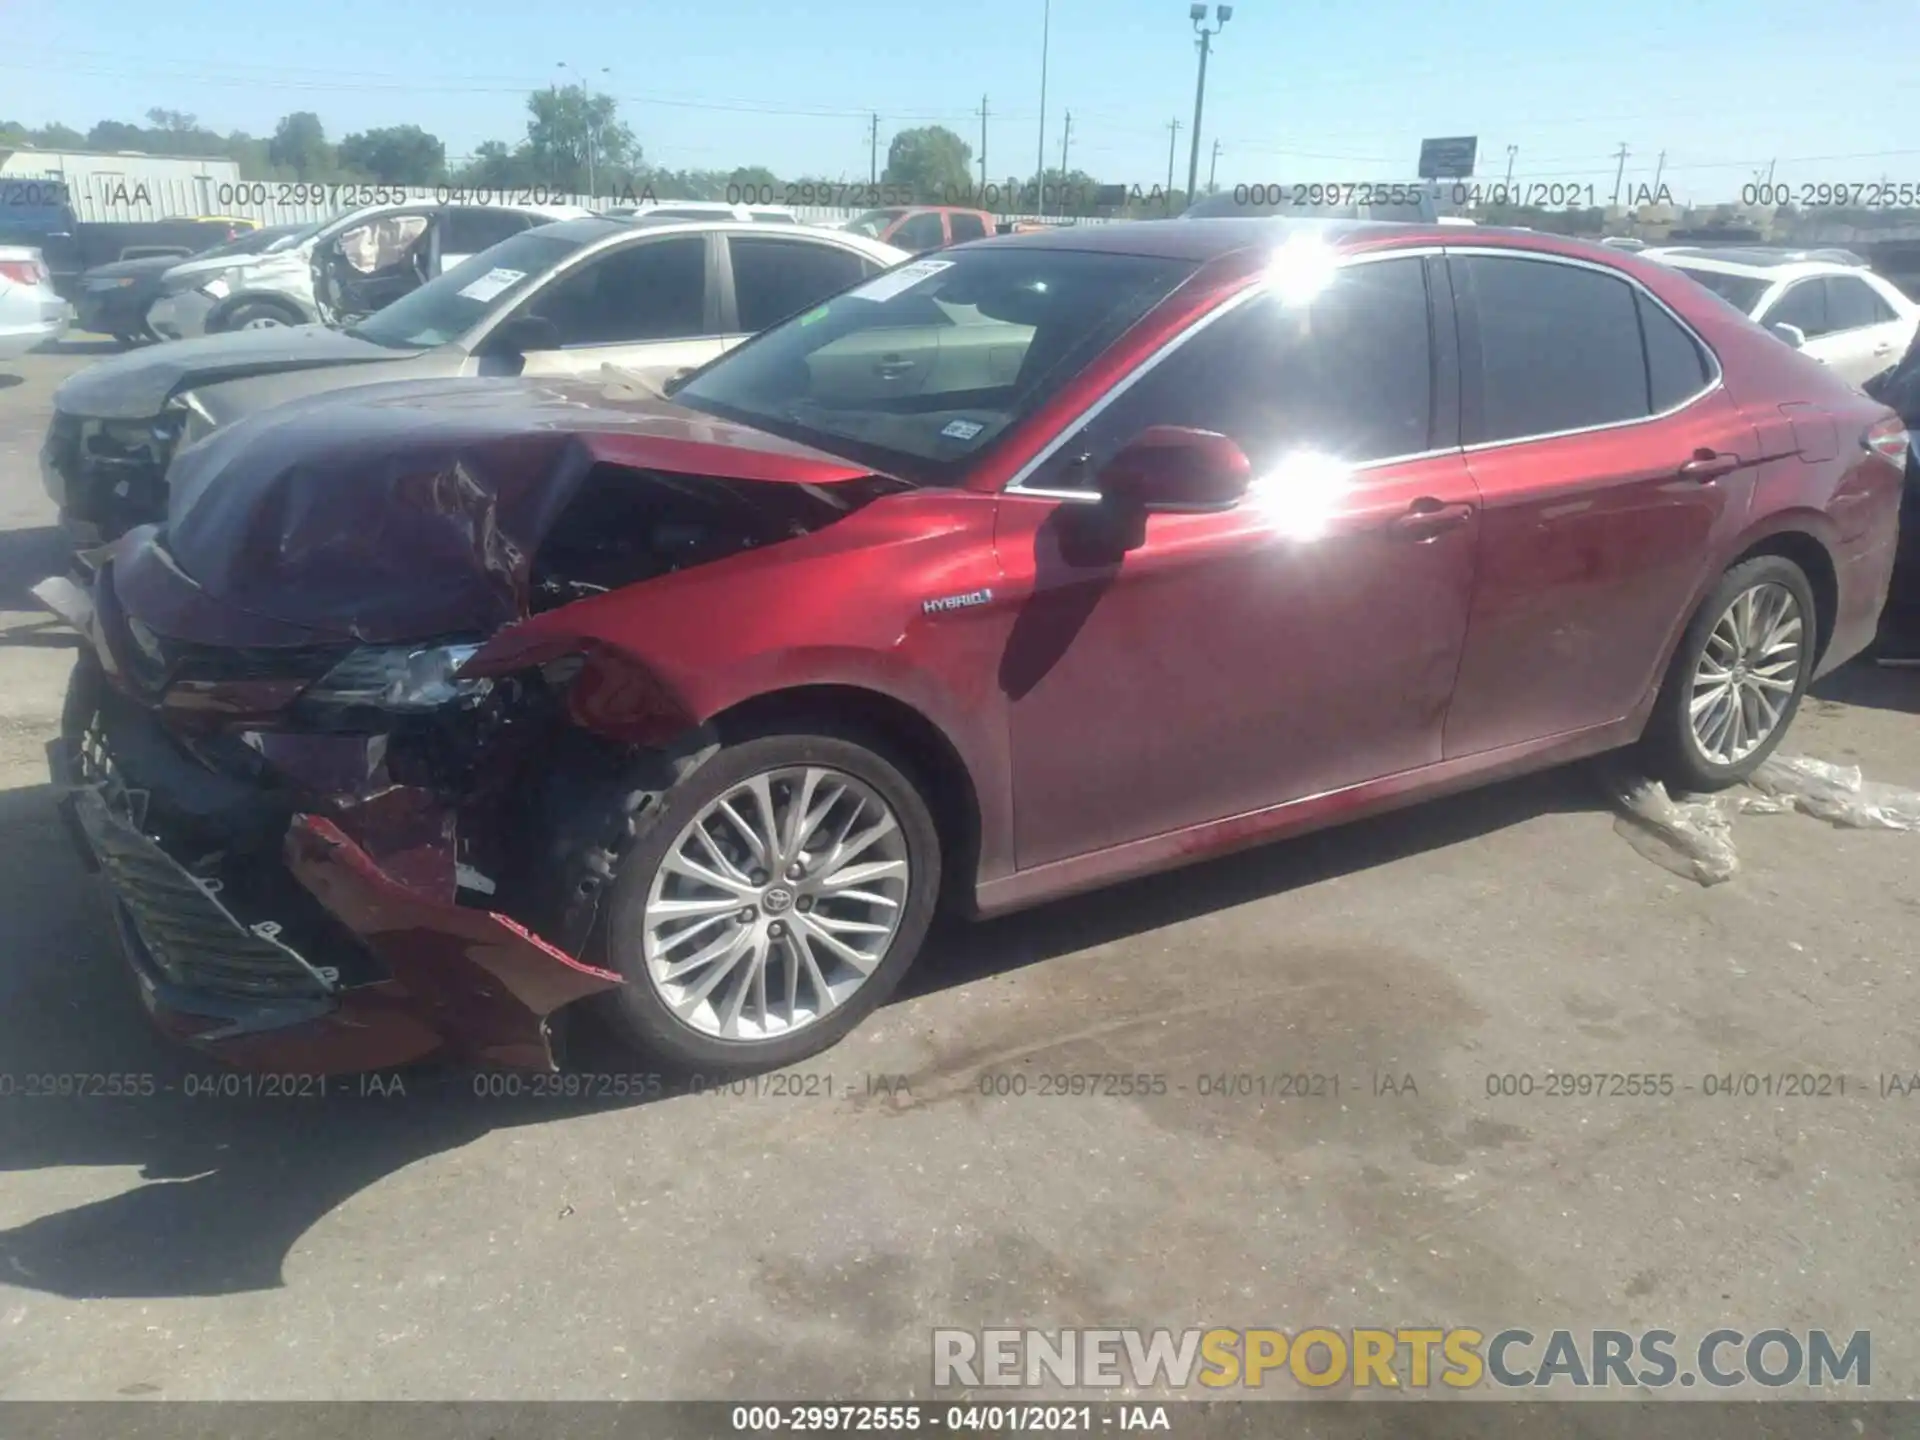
971 714 1645 919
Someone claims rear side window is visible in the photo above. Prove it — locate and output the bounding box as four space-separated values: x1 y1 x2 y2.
729 237 870 331
1764 280 1829 338
948 212 990 242
443 208 534 253
1825 276 1897 332
894 212 947 252
1637 290 1712 412
1458 255 1648 444
1026 255 1435 488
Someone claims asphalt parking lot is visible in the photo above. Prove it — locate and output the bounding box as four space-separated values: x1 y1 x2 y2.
2 341 1919 1404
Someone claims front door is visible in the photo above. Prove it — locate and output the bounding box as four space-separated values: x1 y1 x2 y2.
996 256 1481 869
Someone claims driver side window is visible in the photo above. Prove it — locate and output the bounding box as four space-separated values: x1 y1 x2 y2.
522 236 708 347
1025 258 1435 493
1764 281 1830 339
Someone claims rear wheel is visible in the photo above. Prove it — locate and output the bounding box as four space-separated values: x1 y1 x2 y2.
594 726 941 1074
1641 555 1816 791
219 299 302 332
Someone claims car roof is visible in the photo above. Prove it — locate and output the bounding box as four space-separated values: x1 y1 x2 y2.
969 216 1540 262
1655 252 1866 282
529 214 906 256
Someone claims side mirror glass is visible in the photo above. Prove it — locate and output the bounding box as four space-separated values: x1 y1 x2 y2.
490 314 563 355
1769 321 1807 350
1095 425 1252 513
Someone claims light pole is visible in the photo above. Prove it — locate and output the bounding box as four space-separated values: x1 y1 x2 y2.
1185 3 1230 205
1036 0 1052 216
557 62 610 198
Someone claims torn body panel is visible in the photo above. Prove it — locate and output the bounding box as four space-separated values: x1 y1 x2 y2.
40 385 952 1072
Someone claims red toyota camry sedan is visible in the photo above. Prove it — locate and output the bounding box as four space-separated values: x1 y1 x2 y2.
40 218 1908 1076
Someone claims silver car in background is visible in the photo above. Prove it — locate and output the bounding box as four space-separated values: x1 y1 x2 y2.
0 246 69 361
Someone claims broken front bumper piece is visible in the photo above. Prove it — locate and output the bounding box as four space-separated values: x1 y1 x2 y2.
48 727 623 1075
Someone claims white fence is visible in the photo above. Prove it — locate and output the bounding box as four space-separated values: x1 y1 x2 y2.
62 175 1111 230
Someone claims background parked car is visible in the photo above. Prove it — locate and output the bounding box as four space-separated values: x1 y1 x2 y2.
842 205 996 252
0 246 69 361
42 217 908 543
0 178 82 298
73 223 307 345
146 199 587 340
1649 247 1920 386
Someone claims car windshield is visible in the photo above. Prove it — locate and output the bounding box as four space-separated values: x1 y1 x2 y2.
347 231 585 349
674 247 1197 486
843 209 905 238
1670 265 1769 314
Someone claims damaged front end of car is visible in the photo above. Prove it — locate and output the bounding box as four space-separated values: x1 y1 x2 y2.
37 378 909 1073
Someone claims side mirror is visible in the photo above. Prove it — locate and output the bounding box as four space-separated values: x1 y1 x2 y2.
1769 321 1807 350
489 314 563 355
660 366 697 397
1095 425 1252 513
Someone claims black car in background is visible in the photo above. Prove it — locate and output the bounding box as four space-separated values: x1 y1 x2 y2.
1866 331 1920 661
71 224 305 344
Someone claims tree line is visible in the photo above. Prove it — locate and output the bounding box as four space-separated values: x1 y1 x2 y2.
1 97 1176 216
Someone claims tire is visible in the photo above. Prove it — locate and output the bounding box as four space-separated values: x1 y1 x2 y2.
1641 555 1817 792
218 299 301 332
591 723 942 1075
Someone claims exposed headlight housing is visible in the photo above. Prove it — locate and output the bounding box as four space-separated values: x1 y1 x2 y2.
302 642 491 714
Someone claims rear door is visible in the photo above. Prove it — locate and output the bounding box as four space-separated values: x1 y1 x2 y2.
1444 250 1760 757
1819 273 1910 385
507 232 721 378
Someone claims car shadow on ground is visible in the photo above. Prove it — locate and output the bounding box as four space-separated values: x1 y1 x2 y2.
35 337 122 357
1811 659 1920 714
0 758 1609 1301
0 374 23 392
0 526 79 651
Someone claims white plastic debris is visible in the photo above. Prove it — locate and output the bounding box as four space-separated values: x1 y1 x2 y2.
1597 761 1742 886
1746 755 1920 831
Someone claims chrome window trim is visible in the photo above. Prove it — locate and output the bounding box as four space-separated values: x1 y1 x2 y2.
1004 246 1448 501
1442 245 1725 454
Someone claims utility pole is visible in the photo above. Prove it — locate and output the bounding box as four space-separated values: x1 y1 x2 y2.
1503 144 1517 192
1166 118 1182 202
1186 4 1232 206
869 112 880 187
1208 138 1221 194
1652 149 1666 194
1059 110 1073 201
1036 0 1052 217
1610 142 1629 208
978 95 989 190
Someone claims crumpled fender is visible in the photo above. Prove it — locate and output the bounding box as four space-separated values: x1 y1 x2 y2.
284 815 622 1070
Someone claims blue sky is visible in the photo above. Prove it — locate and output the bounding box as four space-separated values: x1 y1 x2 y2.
6 0 1917 203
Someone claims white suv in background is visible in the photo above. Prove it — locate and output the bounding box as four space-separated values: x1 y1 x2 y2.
1649 246 1920 386
147 198 591 339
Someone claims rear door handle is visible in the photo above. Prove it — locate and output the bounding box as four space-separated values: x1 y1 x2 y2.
1678 449 1742 482
1392 499 1474 539
875 355 917 378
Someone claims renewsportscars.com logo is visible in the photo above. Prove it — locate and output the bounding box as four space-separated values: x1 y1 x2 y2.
932 1327 1872 1392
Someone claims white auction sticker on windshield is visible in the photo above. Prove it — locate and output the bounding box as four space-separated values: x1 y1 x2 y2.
846 258 954 303
458 267 527 303
940 419 985 441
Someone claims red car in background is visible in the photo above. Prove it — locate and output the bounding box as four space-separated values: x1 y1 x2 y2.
40 220 1907 1078
842 205 997 252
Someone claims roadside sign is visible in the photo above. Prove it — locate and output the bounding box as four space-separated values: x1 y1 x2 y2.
1418 137 1478 180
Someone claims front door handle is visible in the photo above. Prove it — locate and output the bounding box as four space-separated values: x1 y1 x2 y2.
1392 498 1474 539
1679 449 1742 482
874 355 917 379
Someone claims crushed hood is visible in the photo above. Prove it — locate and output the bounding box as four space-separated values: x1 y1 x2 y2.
53 325 420 421
157 373 904 644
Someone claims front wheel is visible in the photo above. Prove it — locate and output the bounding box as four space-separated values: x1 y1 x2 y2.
595 727 942 1074
1641 555 1817 791
219 299 301 332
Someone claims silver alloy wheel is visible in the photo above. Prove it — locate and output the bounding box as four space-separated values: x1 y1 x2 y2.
641 765 911 1041
240 314 288 329
1689 580 1804 765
